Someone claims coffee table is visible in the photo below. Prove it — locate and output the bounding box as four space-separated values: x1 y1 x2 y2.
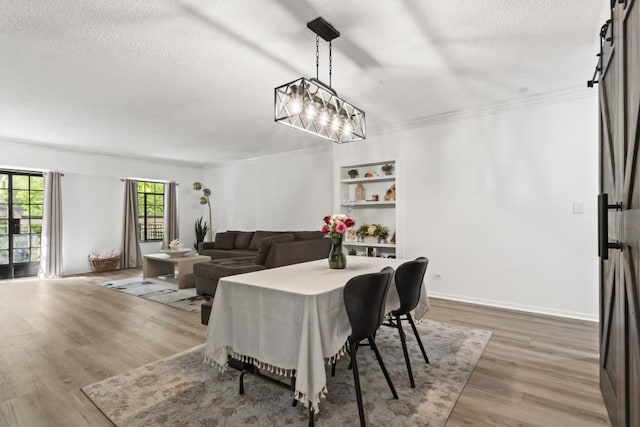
142 253 211 289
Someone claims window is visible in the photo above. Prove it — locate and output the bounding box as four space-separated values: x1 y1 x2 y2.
137 181 164 242
0 172 44 279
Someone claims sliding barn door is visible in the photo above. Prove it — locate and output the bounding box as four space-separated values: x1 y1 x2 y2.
598 1 640 426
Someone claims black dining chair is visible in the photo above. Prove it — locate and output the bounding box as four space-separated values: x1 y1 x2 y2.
384 257 430 388
342 267 398 427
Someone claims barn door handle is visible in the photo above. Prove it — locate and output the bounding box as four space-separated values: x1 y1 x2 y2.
598 193 623 260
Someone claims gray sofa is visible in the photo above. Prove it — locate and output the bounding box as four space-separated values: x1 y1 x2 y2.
194 230 330 297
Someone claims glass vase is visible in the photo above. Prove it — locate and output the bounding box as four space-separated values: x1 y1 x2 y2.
328 236 347 269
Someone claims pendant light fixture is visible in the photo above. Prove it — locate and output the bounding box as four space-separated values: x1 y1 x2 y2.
274 17 365 143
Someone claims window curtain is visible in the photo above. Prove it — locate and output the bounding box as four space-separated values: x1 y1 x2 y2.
121 179 142 268
38 171 63 278
162 181 179 249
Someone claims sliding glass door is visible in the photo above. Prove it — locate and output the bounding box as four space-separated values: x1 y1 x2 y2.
0 171 43 279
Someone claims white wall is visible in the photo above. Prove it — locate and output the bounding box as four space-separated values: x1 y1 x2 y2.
203 146 333 233
334 92 599 321
9 89 596 319
0 139 205 275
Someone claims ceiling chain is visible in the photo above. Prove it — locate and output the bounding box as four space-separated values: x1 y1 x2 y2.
329 40 332 88
315 35 319 81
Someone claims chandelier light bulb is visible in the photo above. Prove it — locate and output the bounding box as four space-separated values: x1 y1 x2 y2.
343 122 352 136
331 116 341 130
319 111 329 126
291 99 302 114
306 104 317 119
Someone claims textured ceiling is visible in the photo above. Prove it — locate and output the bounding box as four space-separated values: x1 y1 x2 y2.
0 0 604 165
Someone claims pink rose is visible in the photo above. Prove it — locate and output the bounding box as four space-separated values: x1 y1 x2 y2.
336 221 347 234
321 225 328 234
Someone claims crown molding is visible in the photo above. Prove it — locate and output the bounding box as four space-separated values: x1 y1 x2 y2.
368 86 596 136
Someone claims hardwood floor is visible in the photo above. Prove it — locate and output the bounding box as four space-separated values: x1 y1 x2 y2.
0 270 609 426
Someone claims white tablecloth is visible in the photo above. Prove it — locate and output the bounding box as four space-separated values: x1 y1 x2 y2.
204 256 429 412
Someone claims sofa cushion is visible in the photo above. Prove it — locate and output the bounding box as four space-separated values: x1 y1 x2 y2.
249 231 283 250
293 231 324 241
213 231 237 250
255 234 295 265
234 231 255 249
194 260 265 298
193 262 217 279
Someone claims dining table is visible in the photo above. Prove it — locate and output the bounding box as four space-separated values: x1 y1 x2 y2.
204 256 429 414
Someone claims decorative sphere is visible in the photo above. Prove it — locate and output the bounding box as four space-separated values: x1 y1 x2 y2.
203 188 211 197
199 196 208 205
193 182 202 190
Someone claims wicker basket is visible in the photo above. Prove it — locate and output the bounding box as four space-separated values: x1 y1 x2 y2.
88 255 120 272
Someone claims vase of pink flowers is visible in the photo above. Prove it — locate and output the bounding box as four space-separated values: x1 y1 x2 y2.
322 214 356 269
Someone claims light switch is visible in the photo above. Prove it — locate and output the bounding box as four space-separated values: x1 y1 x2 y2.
572 201 585 214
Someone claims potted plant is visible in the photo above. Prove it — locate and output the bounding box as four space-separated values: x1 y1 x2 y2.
356 223 390 243
374 224 390 243
356 225 369 242
194 216 210 250
381 163 394 176
348 169 359 179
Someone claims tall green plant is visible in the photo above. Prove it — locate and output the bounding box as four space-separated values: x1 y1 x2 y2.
194 216 209 250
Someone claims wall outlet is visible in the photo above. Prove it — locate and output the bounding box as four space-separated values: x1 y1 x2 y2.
432 273 442 280
572 201 585 214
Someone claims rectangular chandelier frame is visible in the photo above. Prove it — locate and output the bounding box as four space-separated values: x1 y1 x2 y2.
274 77 366 144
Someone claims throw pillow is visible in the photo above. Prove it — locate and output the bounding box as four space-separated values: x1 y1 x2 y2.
234 231 255 250
213 231 237 250
249 231 282 250
255 234 295 265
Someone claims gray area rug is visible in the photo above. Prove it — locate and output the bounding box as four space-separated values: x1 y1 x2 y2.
100 277 209 312
82 319 491 426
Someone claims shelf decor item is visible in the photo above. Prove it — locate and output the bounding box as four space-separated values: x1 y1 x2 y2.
348 169 359 179
356 225 369 241
381 163 395 176
355 183 366 201
321 214 355 269
384 184 396 201
375 224 390 243
356 223 390 243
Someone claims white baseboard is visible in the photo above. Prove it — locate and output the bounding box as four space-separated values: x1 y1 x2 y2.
428 291 599 323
